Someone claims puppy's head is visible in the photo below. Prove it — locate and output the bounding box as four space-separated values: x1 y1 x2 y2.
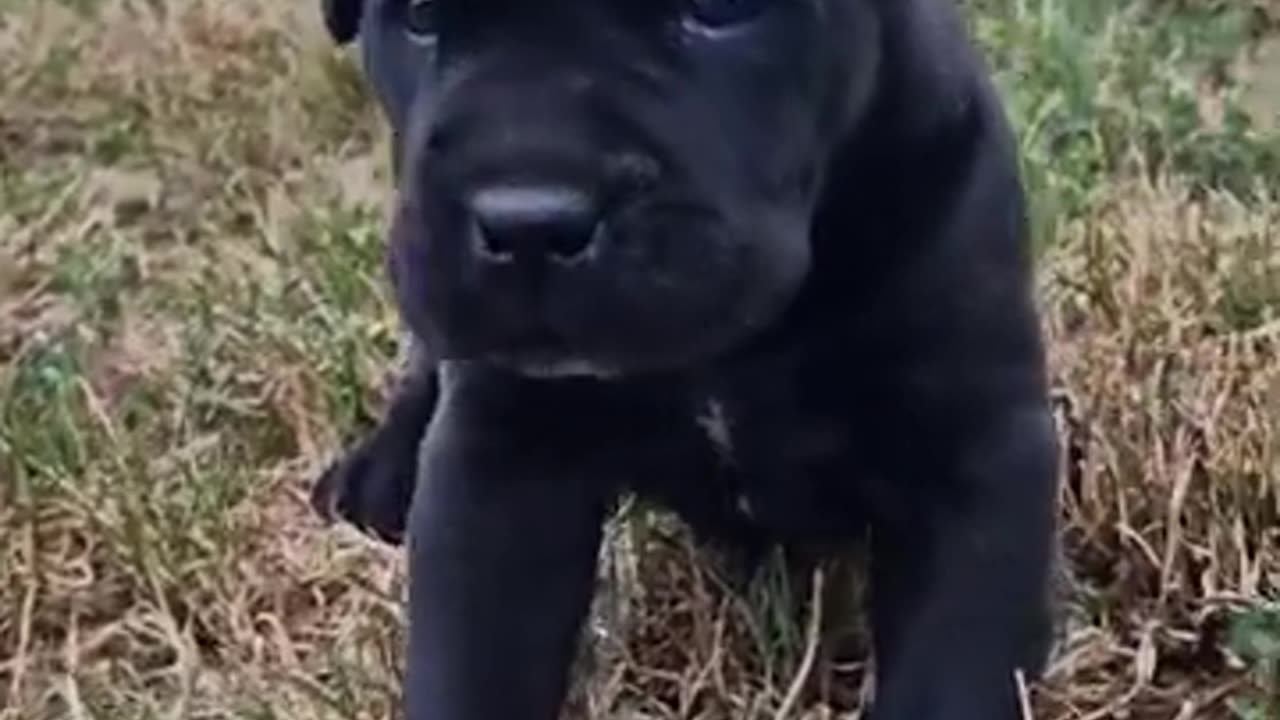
325 0 878 378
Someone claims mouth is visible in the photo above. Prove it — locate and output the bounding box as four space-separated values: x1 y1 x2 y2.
486 328 621 380
502 356 621 380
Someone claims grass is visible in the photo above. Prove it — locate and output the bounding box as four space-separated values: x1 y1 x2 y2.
0 0 1277 718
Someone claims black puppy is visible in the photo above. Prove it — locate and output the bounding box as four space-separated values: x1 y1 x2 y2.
311 1 1062 719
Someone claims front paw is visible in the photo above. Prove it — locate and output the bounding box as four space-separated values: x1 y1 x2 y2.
311 441 415 545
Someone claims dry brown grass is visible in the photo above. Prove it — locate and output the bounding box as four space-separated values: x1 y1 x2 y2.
1031 177 1279 718
1 1 1276 719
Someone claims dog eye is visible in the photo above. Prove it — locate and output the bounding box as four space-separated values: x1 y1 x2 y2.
403 0 438 42
685 0 769 29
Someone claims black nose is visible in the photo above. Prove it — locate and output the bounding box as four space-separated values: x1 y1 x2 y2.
468 185 602 265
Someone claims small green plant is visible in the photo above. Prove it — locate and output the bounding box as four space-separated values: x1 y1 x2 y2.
966 0 1279 250
1228 603 1280 720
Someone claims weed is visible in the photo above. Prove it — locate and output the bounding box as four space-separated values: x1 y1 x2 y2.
1228 603 1280 719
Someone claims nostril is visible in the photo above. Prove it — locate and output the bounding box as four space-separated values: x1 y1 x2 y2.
426 125 454 153
469 186 601 264
544 223 598 260
474 214 516 260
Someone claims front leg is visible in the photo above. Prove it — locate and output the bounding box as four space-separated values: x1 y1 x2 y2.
311 341 438 545
868 405 1059 720
405 366 620 720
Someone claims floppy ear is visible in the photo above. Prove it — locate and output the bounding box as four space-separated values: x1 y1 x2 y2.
323 0 362 44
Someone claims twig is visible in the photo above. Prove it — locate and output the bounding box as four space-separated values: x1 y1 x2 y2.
1015 667 1036 720
774 567 825 720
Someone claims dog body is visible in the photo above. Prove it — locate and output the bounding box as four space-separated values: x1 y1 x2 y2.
313 1 1061 718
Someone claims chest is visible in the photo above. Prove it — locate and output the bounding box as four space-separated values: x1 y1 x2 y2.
691 361 874 542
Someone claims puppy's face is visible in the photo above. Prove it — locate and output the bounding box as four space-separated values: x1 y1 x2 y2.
328 0 877 377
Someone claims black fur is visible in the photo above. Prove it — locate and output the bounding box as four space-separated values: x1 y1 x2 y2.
321 0 361 44
312 1 1061 718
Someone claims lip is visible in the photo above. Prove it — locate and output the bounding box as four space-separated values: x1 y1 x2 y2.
502 355 620 380
490 348 620 380
482 328 619 380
